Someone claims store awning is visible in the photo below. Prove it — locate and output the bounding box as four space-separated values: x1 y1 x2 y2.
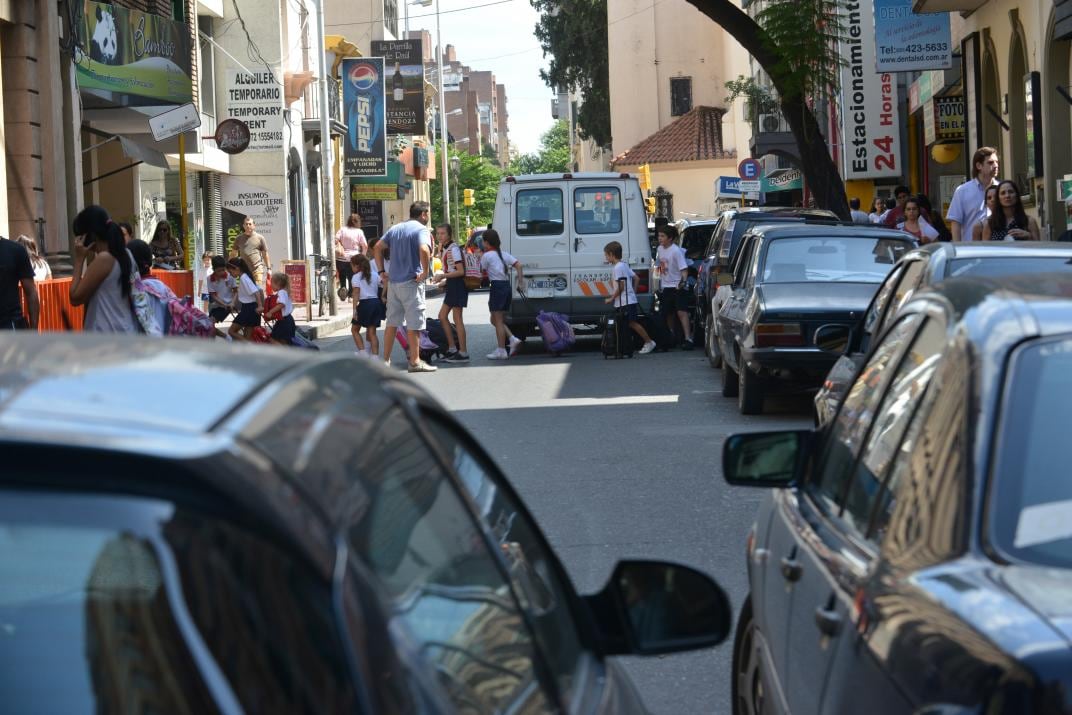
118 136 170 168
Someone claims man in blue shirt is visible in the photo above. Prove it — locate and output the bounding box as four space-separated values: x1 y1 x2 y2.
374 201 436 372
947 147 1000 241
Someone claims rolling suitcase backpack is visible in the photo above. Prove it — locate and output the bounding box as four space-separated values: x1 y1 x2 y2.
601 309 634 359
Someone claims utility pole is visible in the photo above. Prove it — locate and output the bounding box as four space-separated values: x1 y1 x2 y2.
312 0 337 315
434 0 450 226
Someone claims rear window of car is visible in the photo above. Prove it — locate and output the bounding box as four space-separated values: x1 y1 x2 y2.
991 336 1072 569
681 225 715 262
761 236 912 283
947 256 1072 279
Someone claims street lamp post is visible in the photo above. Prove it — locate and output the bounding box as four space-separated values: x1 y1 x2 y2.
449 154 461 240
312 0 337 316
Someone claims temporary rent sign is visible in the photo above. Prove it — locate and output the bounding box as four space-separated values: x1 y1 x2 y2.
224 69 284 152
342 58 387 177
839 0 902 180
874 0 952 73
371 39 426 136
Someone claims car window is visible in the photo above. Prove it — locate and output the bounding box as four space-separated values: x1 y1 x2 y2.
0 490 357 714
424 415 589 706
517 189 565 237
705 218 725 259
759 236 911 284
348 409 556 712
947 255 1072 279
863 262 908 338
733 238 757 288
841 317 946 540
719 219 737 260
574 187 622 235
877 258 926 335
681 225 714 262
810 313 925 515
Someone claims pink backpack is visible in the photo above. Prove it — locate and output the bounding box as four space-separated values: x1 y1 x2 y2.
139 279 215 338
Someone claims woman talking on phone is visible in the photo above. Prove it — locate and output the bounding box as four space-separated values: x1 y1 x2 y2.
70 205 138 333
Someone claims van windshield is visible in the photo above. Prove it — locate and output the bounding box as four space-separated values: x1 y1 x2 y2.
516 189 564 236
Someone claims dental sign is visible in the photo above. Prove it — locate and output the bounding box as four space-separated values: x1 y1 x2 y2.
839 0 901 179
874 0 952 73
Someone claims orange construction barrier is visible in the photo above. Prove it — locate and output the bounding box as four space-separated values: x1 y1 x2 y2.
21 278 84 332
150 269 194 298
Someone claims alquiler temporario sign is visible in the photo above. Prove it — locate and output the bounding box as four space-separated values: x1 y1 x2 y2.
224 70 284 152
839 0 902 180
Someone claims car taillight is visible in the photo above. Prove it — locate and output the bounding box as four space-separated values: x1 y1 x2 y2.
635 269 650 294
755 322 804 347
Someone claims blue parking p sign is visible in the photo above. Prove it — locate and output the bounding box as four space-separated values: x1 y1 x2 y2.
738 158 763 180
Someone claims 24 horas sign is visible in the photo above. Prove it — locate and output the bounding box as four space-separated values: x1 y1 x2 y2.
76 1 192 106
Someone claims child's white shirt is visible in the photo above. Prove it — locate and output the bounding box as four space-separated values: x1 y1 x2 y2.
612 261 637 307
207 273 236 304
351 269 380 300
237 273 259 303
481 249 517 281
275 288 293 317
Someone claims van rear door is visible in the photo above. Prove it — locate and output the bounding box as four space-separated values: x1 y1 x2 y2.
568 180 636 318
508 181 571 319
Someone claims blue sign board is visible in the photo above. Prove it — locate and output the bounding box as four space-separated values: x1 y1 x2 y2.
874 0 952 73
738 158 763 180
717 176 741 198
342 57 387 176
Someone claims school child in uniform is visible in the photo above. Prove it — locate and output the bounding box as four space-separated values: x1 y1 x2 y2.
226 256 263 341
433 223 469 362
350 253 382 357
206 255 236 324
265 272 296 345
480 229 525 360
604 240 656 354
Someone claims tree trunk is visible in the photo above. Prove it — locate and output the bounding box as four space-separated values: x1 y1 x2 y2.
683 0 851 219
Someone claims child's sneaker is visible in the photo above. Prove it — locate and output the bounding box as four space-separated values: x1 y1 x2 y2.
639 340 656 354
508 336 522 356
445 351 470 362
682 338 696 351
486 348 508 360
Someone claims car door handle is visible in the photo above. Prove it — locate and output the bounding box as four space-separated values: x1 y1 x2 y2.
780 556 802 582
574 237 581 252
814 604 842 637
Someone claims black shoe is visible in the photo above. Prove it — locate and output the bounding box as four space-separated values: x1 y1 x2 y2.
682 339 696 351
445 351 470 362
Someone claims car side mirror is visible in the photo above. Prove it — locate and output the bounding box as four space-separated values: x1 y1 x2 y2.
583 560 731 656
722 430 811 488
814 323 853 354
716 271 734 286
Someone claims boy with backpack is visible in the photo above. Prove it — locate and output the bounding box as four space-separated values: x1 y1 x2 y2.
604 241 655 354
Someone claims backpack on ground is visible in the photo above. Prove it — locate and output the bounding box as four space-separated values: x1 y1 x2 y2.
463 251 482 290
424 318 456 361
536 310 575 354
291 328 319 350
417 331 441 362
600 310 634 359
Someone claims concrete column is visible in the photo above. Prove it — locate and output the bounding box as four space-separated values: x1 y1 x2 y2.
37 0 69 254
0 4 42 243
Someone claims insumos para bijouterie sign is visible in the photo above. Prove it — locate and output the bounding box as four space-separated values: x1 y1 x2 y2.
838 0 902 180
371 39 426 136
76 1 192 106
342 58 387 177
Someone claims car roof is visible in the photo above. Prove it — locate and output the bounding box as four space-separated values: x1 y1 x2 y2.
503 171 631 183
730 207 839 220
914 273 1072 330
745 223 912 241
0 335 360 440
917 241 1072 259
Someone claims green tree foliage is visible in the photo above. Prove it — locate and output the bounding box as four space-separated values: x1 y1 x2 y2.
508 121 571 175
430 145 503 233
532 0 611 147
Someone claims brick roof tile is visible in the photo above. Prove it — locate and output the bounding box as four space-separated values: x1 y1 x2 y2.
612 106 735 166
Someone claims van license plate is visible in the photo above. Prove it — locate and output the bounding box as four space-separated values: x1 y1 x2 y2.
527 278 556 298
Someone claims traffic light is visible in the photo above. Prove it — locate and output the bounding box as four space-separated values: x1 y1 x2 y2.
645 196 656 215
463 188 475 206
638 164 652 192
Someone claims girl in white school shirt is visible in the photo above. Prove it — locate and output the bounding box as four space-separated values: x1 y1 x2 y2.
480 230 525 360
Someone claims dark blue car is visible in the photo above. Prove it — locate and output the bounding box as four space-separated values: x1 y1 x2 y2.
723 274 1072 715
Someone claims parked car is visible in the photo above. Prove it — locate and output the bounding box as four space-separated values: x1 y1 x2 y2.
723 274 1072 715
716 224 914 414
813 241 1072 427
0 335 732 714
696 207 839 367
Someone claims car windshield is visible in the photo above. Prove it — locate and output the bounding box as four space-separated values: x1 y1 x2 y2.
991 336 1072 569
681 226 715 262
947 256 1072 279
761 236 911 283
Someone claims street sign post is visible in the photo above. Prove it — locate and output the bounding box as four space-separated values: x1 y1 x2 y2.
738 180 762 193
148 102 201 142
738 158 763 181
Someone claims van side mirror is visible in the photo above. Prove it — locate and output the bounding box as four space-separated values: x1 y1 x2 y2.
814 324 853 354
583 560 731 656
723 430 812 487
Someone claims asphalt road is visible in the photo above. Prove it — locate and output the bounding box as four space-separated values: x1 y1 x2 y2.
320 291 811 714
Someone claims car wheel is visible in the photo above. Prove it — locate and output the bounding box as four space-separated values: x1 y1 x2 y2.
721 355 739 397
732 598 766 715
707 315 722 369
738 363 764 415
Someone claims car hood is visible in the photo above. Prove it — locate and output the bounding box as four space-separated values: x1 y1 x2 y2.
757 282 878 316
994 564 1072 644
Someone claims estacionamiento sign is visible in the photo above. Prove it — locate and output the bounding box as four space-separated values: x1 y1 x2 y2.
224 70 284 152
371 39 426 136
76 1 192 105
839 0 902 180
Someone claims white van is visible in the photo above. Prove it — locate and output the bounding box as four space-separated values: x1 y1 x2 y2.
492 172 654 336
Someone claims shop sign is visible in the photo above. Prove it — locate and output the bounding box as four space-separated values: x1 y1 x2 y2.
738 180 762 193
874 0 952 73
934 96 964 140
76 1 193 105
149 102 200 141
351 183 399 201
839 0 902 179
281 260 309 305
908 81 921 113
923 100 937 145
224 70 283 152
220 176 285 258
343 58 387 177
716 176 741 199
212 119 252 155
371 40 426 136
763 169 803 192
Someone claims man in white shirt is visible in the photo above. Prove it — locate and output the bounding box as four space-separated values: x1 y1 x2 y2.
656 225 694 348
947 147 1000 241
848 198 871 225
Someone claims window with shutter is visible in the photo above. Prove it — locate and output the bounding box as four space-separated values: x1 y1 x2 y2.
670 77 692 117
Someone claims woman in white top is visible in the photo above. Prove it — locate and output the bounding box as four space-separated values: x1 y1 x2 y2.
479 229 525 360
896 197 940 244
15 235 51 281
334 213 368 299
70 205 138 334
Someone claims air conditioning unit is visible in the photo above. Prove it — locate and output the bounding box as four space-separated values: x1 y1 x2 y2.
759 113 782 133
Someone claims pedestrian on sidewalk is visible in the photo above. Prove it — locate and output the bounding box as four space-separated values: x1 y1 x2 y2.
868 197 886 224
15 235 51 281
655 225 694 349
948 147 1000 241
349 253 381 357
206 255 236 337
334 213 368 299
982 180 1040 241
226 256 263 341
70 205 138 334
896 197 940 244
373 201 437 373
480 230 525 360
149 220 183 270
265 272 297 345
971 186 1000 242
849 198 871 225
128 239 177 332
433 223 469 362
234 216 271 288
118 222 134 244
0 235 39 331
604 240 656 354
914 194 952 242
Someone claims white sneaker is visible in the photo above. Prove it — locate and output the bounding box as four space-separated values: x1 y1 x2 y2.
486 348 508 360
639 340 656 355
509 336 522 356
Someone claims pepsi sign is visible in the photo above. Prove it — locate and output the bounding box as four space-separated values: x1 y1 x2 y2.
342 58 386 177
